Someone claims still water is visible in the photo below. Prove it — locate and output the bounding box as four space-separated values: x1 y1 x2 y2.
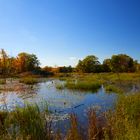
0 79 117 132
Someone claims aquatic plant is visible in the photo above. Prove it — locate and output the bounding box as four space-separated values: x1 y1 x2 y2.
19 77 38 85
105 85 123 94
66 114 82 140
55 83 65 90
0 79 6 85
0 104 51 140
65 80 101 92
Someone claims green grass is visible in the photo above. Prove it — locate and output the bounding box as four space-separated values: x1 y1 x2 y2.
0 104 50 140
65 80 101 92
105 85 123 94
104 93 140 140
58 73 140 94
0 79 6 84
19 77 38 85
55 83 65 90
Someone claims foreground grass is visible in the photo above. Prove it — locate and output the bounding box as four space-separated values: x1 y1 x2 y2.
104 93 140 140
0 104 51 140
65 92 140 140
1 92 140 139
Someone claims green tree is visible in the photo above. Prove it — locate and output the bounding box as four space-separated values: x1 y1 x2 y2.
59 66 73 73
76 55 100 73
110 54 136 72
102 59 111 72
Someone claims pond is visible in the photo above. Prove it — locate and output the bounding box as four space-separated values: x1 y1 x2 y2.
3 78 139 133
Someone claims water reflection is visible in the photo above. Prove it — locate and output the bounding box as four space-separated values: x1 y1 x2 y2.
0 79 118 134
0 79 116 111
0 79 140 134
0 79 117 123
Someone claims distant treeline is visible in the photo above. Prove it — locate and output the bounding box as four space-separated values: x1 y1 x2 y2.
0 49 139 76
76 55 139 73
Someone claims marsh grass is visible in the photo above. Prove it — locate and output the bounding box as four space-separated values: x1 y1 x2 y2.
65 110 105 140
66 92 140 140
0 79 6 85
65 80 101 92
1 94 140 140
105 85 123 94
104 93 140 140
63 73 140 94
66 114 82 140
55 83 65 90
0 106 105 140
0 104 51 140
19 77 38 85
1 73 140 139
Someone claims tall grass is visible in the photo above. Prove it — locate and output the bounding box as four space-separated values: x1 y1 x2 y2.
1 94 140 140
65 93 140 140
66 114 82 140
104 93 140 140
0 104 51 140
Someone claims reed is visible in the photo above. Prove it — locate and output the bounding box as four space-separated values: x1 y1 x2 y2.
104 93 140 139
0 104 51 140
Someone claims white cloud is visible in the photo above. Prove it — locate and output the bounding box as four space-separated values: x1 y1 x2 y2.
68 57 79 66
69 57 77 61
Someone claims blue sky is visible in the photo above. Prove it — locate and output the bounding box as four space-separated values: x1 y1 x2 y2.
0 0 140 66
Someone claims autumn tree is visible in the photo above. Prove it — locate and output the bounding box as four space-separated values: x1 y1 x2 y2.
15 53 40 73
0 49 9 75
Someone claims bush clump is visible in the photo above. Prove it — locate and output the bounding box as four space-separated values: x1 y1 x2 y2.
65 80 101 92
